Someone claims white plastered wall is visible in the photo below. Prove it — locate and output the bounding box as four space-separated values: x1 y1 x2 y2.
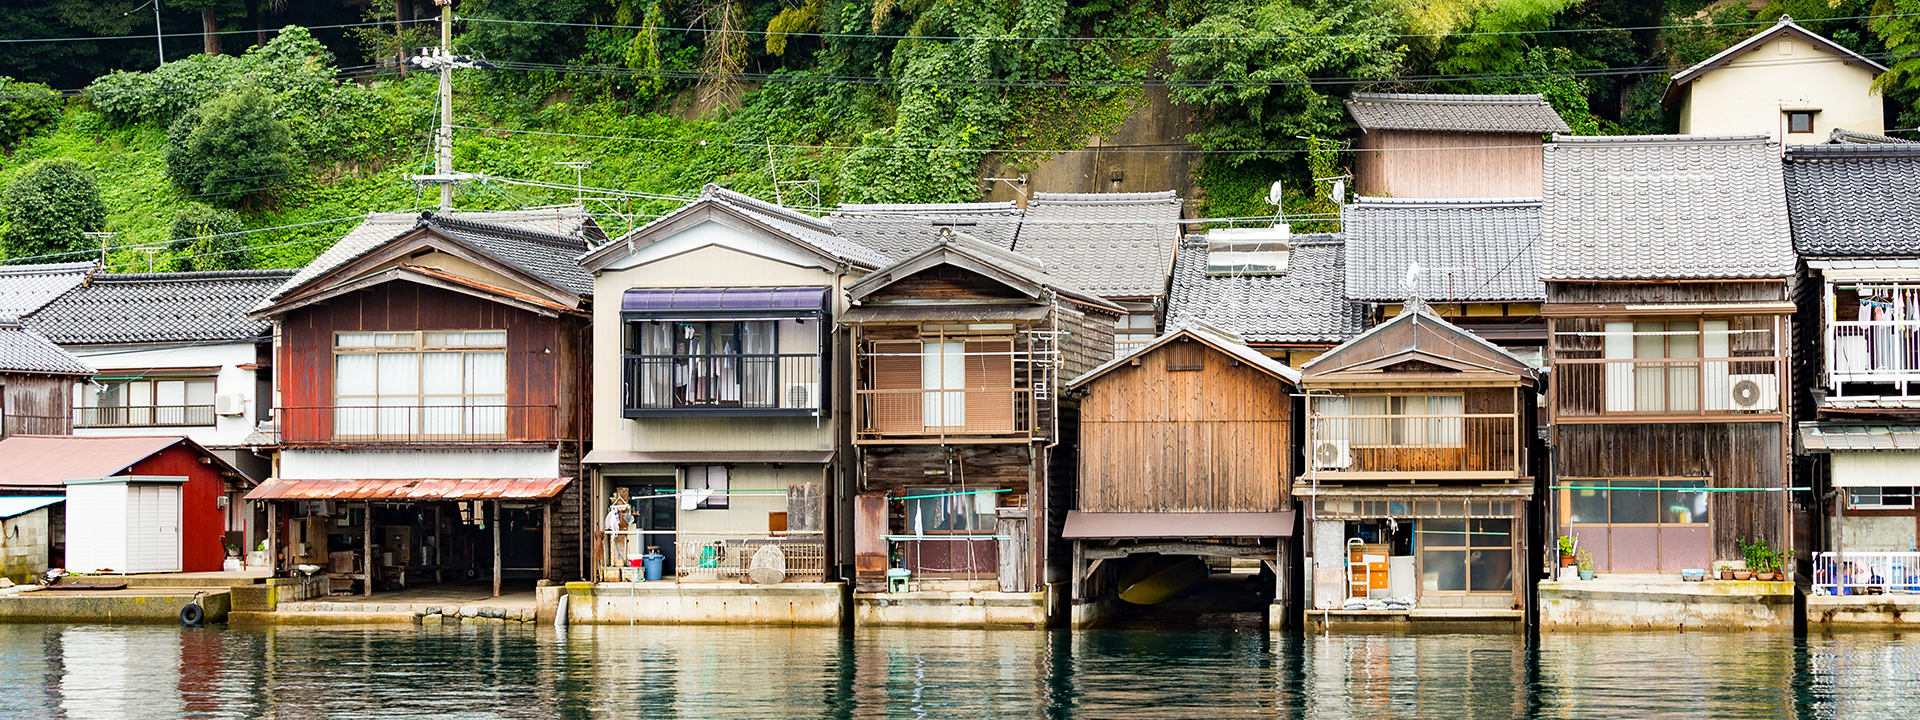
1679 36 1883 142
69 342 259 447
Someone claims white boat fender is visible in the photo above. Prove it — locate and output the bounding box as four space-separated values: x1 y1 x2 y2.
554 593 570 629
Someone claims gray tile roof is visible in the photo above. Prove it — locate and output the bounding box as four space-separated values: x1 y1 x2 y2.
1344 197 1544 303
424 214 595 295
831 201 1022 259
0 319 93 375
1828 128 1915 145
1011 191 1182 299
1166 233 1364 345
28 269 294 345
0 262 93 318
1541 135 1795 281
1345 93 1571 134
1784 143 1920 258
267 207 604 305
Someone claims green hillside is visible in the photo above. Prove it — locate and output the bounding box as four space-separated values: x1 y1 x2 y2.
2 0 1916 272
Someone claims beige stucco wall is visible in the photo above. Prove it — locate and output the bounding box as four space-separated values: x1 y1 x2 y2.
1679 36 1883 142
588 221 857 454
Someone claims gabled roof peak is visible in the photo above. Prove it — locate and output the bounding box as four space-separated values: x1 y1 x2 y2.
1665 14 1888 104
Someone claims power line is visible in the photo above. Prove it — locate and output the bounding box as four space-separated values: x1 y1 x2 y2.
453 11 1919 43
0 19 435 45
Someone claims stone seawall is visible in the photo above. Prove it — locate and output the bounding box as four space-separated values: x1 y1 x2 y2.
1539 578 1795 630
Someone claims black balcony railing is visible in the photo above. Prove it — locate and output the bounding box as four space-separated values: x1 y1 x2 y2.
622 353 822 415
74 405 217 428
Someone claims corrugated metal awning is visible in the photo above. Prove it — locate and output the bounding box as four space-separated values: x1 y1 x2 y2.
839 305 1048 324
1801 423 1920 452
1061 511 1295 539
245 477 572 502
582 450 834 465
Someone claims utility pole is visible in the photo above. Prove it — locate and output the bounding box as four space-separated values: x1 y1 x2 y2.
406 1 495 213
436 0 454 211
153 0 164 66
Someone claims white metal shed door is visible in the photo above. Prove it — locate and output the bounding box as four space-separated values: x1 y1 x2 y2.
126 485 183 573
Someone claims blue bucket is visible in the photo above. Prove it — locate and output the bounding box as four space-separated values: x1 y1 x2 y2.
642 553 665 581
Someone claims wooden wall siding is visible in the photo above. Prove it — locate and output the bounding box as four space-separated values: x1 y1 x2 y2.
1 374 75 437
1555 422 1786 560
548 440 585 581
1354 130 1543 198
1549 315 1782 419
861 444 1035 492
1546 281 1787 305
1058 305 1116 380
279 282 585 444
865 266 1030 303
1078 341 1291 512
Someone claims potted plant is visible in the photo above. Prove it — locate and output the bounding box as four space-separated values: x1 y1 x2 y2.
1557 536 1578 568
1715 563 1734 581
1576 550 1596 581
1741 538 1778 581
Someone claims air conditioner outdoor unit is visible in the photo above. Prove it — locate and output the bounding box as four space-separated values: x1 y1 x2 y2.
782 382 820 410
214 392 246 416
1728 374 1779 412
1312 440 1352 470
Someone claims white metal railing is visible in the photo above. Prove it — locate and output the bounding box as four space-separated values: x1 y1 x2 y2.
1812 551 1920 595
601 530 825 583
1829 321 1920 394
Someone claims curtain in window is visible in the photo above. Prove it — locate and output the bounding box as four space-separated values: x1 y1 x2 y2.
1312 396 1351 469
923 342 966 427
421 353 464 435
376 353 420 436
638 323 672 408
741 321 776 408
466 351 507 436
335 354 377 436
1424 395 1464 445
1604 321 1634 412
1351 396 1389 445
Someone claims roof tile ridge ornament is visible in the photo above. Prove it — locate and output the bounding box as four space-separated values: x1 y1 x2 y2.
1401 261 1425 317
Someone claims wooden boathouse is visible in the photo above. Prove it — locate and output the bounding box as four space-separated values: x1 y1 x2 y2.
1063 326 1300 628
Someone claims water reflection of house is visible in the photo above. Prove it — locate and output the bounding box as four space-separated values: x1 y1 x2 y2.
1298 301 1539 628
1541 136 1796 576
1062 326 1300 629
845 232 1120 626
246 208 599 597
569 185 878 623
1785 141 1920 619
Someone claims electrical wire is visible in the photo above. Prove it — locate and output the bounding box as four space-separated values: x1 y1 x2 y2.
0 19 436 44
453 11 1920 43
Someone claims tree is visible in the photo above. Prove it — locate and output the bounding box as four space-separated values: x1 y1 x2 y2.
163 87 298 200
167 203 251 270
166 0 247 56
0 76 63 148
1 159 107 263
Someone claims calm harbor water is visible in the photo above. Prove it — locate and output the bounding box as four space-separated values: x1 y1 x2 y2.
1 622 1917 719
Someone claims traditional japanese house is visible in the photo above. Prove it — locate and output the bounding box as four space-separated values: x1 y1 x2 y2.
25 270 293 483
245 208 599 597
844 232 1121 626
1345 93 1570 198
1343 197 1547 359
1063 326 1299 628
834 191 1181 354
573 185 884 617
0 320 92 439
1164 230 1365 368
1542 135 1797 576
1297 301 1539 626
1784 142 1920 602
1665 15 1888 143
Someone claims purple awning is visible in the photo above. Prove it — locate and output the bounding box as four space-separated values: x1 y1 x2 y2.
622 287 828 314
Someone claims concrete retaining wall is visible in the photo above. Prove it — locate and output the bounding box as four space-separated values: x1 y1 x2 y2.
556 582 847 625
0 590 229 624
855 590 1047 628
1808 595 1920 628
1539 580 1794 630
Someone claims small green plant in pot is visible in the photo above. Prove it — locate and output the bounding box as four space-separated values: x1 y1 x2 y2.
1716 563 1735 581
1557 536 1578 567
1576 550 1596 581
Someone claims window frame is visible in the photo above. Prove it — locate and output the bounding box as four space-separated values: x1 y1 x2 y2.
621 305 828 418
1785 110 1816 134
330 330 509 439
1417 517 1514 595
684 465 730 509
74 376 218 428
902 487 996 535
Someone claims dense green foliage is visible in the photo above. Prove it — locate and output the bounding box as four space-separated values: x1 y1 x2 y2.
1 159 107 262
164 88 298 201
2 1 1915 272
167 203 250 271
0 77 63 149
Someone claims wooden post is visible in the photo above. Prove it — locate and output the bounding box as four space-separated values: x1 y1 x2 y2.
1070 540 1084 603
1275 540 1287 609
542 503 552 582
362 503 373 597
492 500 502 597
266 501 279 575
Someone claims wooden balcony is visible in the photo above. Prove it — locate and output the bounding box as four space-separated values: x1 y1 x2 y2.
854 387 1040 443
1551 357 1783 420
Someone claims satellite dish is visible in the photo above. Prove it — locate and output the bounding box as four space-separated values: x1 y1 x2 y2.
1266 180 1285 207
